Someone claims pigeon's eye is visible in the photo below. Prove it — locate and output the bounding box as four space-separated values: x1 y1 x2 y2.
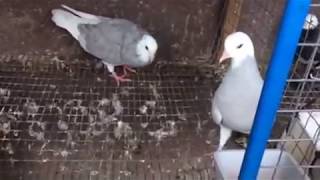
237 44 243 49
145 46 149 50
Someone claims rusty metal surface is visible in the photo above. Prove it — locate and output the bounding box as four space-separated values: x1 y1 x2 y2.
0 0 224 64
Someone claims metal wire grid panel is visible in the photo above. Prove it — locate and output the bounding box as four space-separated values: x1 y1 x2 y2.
0 51 217 180
270 1 320 179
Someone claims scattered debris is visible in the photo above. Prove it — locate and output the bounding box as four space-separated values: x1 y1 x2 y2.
112 94 123 116
102 115 117 124
126 136 140 152
39 142 48 155
145 100 156 109
120 87 131 96
139 105 148 114
90 170 99 176
23 99 39 117
72 92 83 96
51 56 66 70
66 131 76 148
57 120 68 131
88 114 96 123
98 98 110 107
80 126 92 135
60 150 70 157
92 124 104 136
149 84 160 100
148 121 177 142
0 112 16 135
207 129 217 145
2 143 14 155
0 88 10 103
178 112 187 121
166 121 177 136
49 84 56 89
114 121 132 139
79 106 88 115
120 170 132 176
140 122 149 129
196 120 202 134
28 122 45 141
139 100 157 115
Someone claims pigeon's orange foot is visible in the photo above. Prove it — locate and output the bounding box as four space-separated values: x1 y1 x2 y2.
119 65 136 78
123 65 137 74
110 73 132 86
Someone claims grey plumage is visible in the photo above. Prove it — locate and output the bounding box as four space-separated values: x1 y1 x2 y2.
78 20 147 67
51 5 158 85
212 32 263 150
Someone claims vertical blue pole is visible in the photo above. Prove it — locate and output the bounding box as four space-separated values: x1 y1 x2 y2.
239 0 311 179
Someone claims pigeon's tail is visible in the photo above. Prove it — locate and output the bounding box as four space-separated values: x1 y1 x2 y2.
51 9 82 39
61 4 100 21
51 6 100 40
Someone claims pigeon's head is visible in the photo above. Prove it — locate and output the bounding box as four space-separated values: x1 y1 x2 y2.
303 14 319 30
219 32 254 65
136 34 158 64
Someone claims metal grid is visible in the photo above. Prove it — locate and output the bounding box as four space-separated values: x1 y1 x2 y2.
0 51 217 179
270 1 320 179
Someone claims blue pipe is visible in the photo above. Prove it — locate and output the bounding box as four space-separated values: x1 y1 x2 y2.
239 0 311 179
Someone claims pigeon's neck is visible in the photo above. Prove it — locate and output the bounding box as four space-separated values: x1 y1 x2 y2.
227 55 262 81
230 54 255 69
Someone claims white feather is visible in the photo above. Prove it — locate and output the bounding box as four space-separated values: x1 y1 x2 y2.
51 7 101 40
61 4 100 20
51 9 82 39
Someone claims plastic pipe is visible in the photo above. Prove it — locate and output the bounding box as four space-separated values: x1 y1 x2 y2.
239 0 311 179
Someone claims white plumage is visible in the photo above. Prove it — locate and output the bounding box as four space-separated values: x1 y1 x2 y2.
51 8 101 40
212 32 264 150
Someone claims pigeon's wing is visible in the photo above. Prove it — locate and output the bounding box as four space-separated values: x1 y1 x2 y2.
211 97 222 124
61 4 111 21
120 27 146 67
214 58 263 133
78 19 141 65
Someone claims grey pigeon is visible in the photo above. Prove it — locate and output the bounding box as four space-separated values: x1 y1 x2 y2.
51 5 158 85
211 32 264 150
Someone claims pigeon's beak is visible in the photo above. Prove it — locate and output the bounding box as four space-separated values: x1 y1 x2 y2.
219 50 231 64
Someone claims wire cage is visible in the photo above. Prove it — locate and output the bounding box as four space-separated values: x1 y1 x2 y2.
213 1 320 179
0 0 319 180
276 2 320 179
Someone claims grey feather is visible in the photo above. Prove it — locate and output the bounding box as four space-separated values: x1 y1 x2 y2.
51 4 158 75
78 20 146 67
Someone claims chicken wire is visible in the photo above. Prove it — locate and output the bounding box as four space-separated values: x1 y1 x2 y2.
0 51 219 180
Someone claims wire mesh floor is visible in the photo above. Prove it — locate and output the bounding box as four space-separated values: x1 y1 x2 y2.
0 51 218 180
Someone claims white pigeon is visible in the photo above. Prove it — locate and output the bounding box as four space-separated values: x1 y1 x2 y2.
211 32 264 150
51 5 158 85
